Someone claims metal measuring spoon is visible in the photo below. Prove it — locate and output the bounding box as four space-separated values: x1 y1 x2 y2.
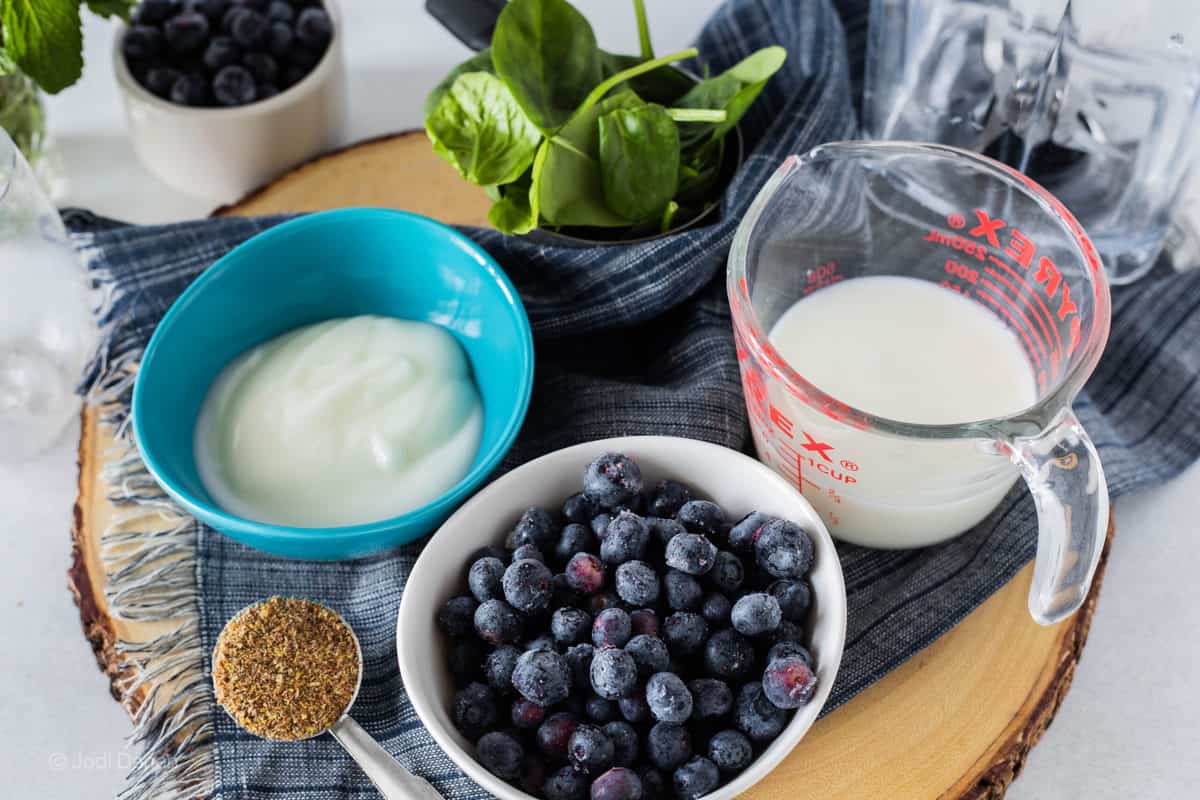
215 601 443 800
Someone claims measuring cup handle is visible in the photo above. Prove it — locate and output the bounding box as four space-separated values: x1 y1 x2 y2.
1004 410 1110 625
329 716 445 800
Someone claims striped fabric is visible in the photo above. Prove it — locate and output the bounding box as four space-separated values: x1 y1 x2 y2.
67 0 1200 797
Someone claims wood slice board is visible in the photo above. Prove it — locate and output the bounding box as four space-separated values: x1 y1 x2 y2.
69 130 1112 799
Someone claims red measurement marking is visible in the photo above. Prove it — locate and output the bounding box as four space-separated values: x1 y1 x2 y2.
969 208 1006 247
979 276 1051 365
987 254 1064 362
799 431 834 462
983 265 1058 368
975 287 1044 370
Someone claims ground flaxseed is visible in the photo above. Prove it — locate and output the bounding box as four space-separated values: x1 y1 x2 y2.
212 596 360 741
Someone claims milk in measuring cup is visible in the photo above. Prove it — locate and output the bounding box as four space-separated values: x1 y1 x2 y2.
763 276 1037 547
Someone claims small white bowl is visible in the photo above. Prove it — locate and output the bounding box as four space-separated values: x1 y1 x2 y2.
397 435 847 800
112 0 346 200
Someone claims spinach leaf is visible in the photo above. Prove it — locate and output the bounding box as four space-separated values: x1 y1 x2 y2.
426 72 543 187
598 103 680 223
674 45 787 144
488 171 539 234
491 0 603 133
677 137 724 202
599 51 695 105
423 49 494 118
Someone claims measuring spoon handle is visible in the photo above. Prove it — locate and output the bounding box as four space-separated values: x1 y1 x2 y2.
329 716 445 800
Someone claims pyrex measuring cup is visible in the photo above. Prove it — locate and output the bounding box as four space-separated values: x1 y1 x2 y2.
728 141 1110 625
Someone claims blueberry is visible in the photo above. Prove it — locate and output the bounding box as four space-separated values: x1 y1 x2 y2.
707 550 745 594
133 0 177 25
589 647 637 700
288 43 322 70
768 579 811 622
602 721 638 767
615 561 660 606
544 764 589 800
484 644 521 693
467 556 504 602
143 66 183 98
731 592 782 636
512 649 572 705
662 612 707 656
512 543 546 564
766 640 812 665
625 634 670 677
762 654 818 709
552 573 583 608
511 696 547 729
212 64 256 105
646 516 687 547
646 722 691 770
123 25 164 62
448 637 486 685
474 598 522 645
754 519 814 579
265 19 294 59
202 35 240 72
240 50 278 85
584 453 642 510
470 544 509 563
190 0 228 24
537 712 580 761
771 619 806 646
503 558 553 613
295 6 333 49
618 689 651 723
663 570 703 611
648 479 692 518
452 682 496 738
673 756 720 800
508 507 559 550
437 595 478 637
592 766 643 800
733 682 788 741
568 724 614 775
562 492 598 524
228 7 269 47
707 729 753 773
630 608 660 637
564 553 605 595
164 11 210 54
646 672 693 723
545 608 586 645
591 607 632 649
555 523 596 563
600 511 649 565
728 511 772 554
477 730 524 781
588 592 621 615
522 754 547 795
565 643 595 687
637 766 667 800
525 634 558 653
585 694 618 723
700 593 731 625
665 533 717 576
688 678 733 719
703 628 757 681
590 512 613 539
266 0 294 22
676 500 724 536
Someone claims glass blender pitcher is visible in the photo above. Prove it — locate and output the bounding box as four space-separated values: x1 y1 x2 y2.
728 141 1110 625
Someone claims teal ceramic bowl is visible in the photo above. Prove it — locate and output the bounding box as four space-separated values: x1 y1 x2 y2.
132 208 534 560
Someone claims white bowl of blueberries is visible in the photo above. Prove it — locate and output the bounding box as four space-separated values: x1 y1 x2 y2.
398 436 848 800
113 0 345 199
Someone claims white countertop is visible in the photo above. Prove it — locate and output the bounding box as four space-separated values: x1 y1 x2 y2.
4 2 1198 798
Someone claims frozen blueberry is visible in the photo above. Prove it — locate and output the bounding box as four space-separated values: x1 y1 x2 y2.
700 592 731 626
468 556 505 602
555 523 596 563
511 696 547 729
564 552 605 595
512 649 572 706
708 729 752 773
662 612 707 655
637 766 667 800
264 19 294 58
707 550 745 594
676 500 724 536
477 730 524 781
688 678 733 719
565 643 595 687
563 492 598 524
648 479 692 518
212 64 256 105
583 453 642 509
585 694 618 723
592 608 632 649
474 599 522 645
537 712 580 761
755 519 814 578
448 638 486 685
241 51 278 84
590 647 637 700
545 607 588 645
295 5 333 49
615 561 660 606
568 724 614 775
544 764 589 800
588 592 621 615
646 722 692 770
201 35 240 72
733 682 788 741
600 511 649 565
590 512 613 539
646 516 687 547
228 7 269 48
665 533 717 576
630 608 660 637
603 721 639 767
673 756 720 800
452 682 496 738
164 11 210 54
663 569 703 611
470 544 508 563
437 596 478 637
731 593 782 636
646 672 693 723
703 628 757 681
766 640 812 665
143 66 182 98
484 645 521 693
508 507 558 550
133 0 177 25
728 511 772 554
512 543 546 564
266 0 294 22
768 579 811 622
625 634 670 677
592 766 642 800
525 634 558 652
503 558 553 613
618 689 651 723
771 619 806 646
123 25 164 62
762 654 818 709
258 78 281 99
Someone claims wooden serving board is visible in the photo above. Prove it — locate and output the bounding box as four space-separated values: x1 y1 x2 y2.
69 130 1112 799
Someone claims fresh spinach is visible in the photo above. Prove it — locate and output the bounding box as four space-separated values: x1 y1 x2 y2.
674 45 787 145
488 170 538 234
598 103 680 224
423 49 494 118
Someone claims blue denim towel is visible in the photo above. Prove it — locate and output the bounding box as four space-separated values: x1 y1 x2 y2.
68 0 1200 797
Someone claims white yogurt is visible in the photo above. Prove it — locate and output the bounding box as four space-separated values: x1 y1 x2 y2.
194 316 482 528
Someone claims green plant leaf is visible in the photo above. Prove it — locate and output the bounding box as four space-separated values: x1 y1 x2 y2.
491 0 603 133
488 171 538 234
422 49 493 118
632 0 653 60
674 45 787 144
677 137 724 202
0 48 18 75
598 103 679 223
85 0 135 20
2 0 84 94
599 52 695 105
425 71 543 187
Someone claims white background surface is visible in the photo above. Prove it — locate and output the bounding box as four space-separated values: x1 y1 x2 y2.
3 1 1197 798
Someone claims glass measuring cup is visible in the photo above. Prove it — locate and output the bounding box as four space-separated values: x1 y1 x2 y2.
728 141 1110 625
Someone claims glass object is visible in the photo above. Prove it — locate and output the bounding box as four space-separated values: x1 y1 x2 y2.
728 142 1111 624
863 0 1200 284
0 127 97 461
0 71 47 168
